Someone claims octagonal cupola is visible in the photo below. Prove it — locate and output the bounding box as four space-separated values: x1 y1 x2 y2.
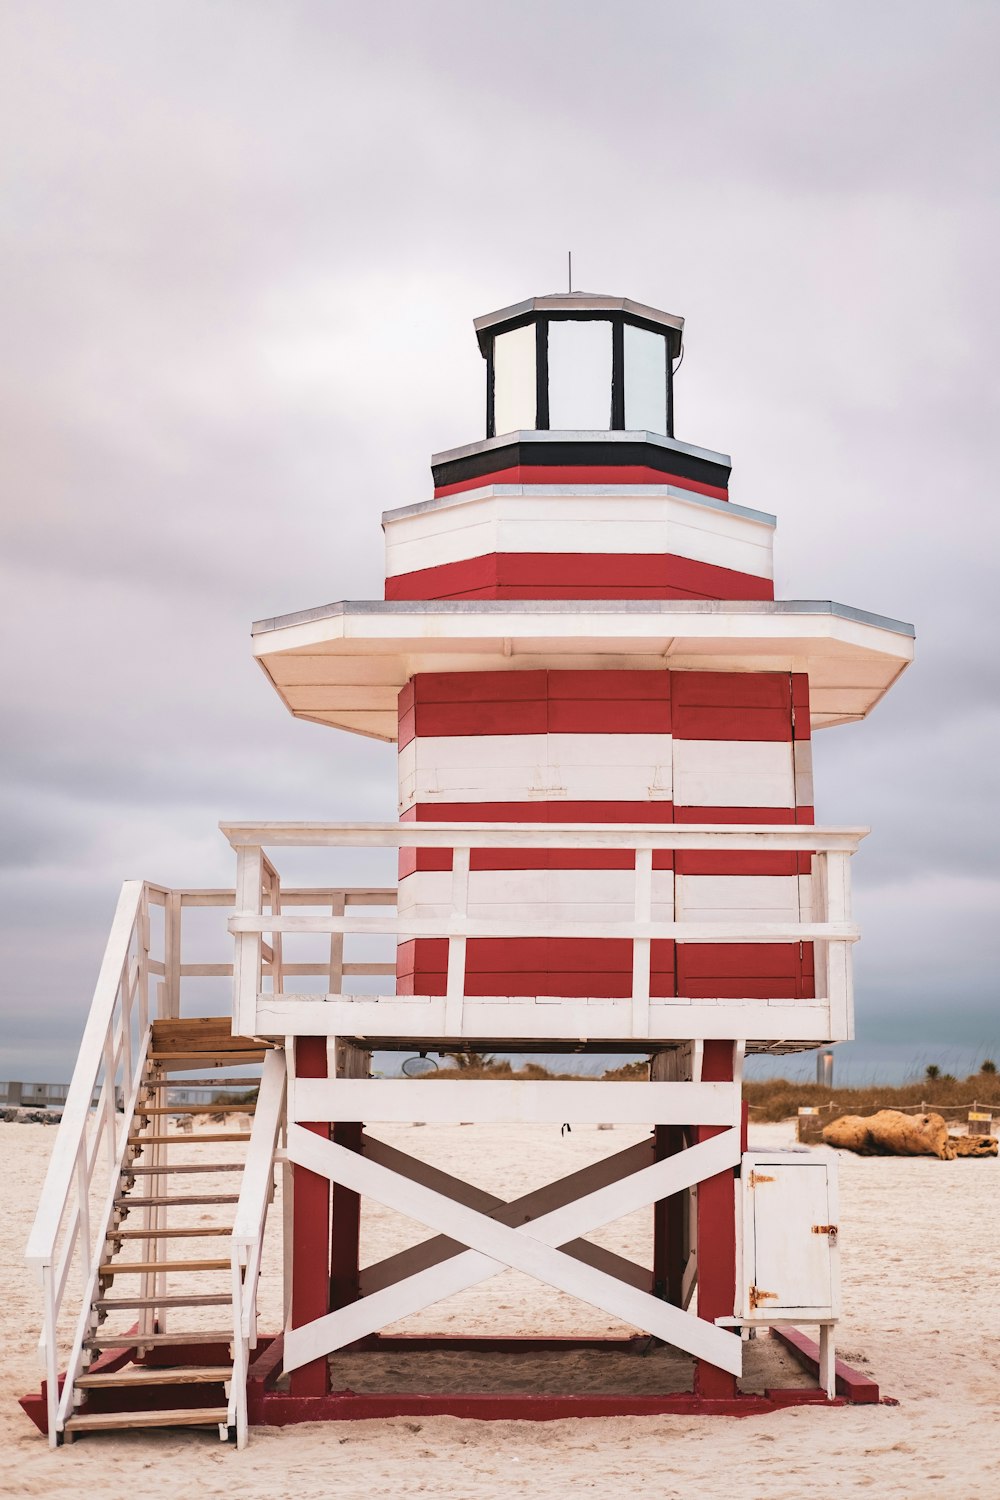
475 293 685 439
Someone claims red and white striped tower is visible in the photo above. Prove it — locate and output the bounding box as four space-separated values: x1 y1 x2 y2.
391 296 812 1015
250 291 914 1409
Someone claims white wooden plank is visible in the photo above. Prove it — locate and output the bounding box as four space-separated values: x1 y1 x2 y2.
26 881 145 1268
444 846 470 1033
232 912 855 942
221 820 867 853
399 733 673 808
383 489 774 580
291 1078 740 1126
675 874 801 924
252 995 840 1043
631 846 653 1038
232 1050 286 1250
672 739 795 809
283 1126 742 1374
231 846 263 1039
360 1136 654 1294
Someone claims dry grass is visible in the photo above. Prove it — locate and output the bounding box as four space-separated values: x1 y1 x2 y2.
744 1072 1000 1123
413 1056 1000 1125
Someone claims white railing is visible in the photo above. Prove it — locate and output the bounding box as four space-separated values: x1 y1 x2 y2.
221 821 866 1045
25 880 155 1446
24 869 390 1446
228 1048 286 1449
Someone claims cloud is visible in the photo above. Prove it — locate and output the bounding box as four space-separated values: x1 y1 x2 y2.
1 0 997 1077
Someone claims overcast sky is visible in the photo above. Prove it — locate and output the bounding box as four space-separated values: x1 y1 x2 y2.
1 1 998 1079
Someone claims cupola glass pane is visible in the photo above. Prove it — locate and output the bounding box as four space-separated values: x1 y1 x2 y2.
493 324 536 434
547 319 612 430
624 324 668 434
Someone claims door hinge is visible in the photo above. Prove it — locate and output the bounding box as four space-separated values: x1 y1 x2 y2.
811 1223 839 1238
748 1285 778 1310
747 1171 775 1187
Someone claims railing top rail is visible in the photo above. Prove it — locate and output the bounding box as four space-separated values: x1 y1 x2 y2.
25 879 145 1267
220 820 868 852
232 1050 286 1250
176 886 397 908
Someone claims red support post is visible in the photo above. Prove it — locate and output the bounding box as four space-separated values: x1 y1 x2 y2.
693 1039 739 1399
330 1122 363 1310
653 1124 687 1305
290 1037 331 1398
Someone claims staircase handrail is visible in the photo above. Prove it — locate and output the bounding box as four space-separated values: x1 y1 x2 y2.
25 880 147 1269
24 879 153 1445
228 1047 286 1447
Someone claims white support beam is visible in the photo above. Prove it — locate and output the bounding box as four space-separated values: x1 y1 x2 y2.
230 912 859 944
282 1125 742 1375
291 1078 741 1127
360 1134 654 1294
254 996 841 1044
231 846 263 1038
221 820 869 853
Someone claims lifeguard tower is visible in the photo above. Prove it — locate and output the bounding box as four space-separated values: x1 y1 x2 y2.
23 292 913 1444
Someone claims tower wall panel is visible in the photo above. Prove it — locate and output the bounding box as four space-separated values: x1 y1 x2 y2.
398 668 815 1002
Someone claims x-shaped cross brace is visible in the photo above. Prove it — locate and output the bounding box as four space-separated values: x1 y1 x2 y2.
282 1124 742 1376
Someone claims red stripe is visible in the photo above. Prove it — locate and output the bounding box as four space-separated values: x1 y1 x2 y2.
385 552 771 603
399 670 798 743
399 802 815 876
671 671 793 742
432 465 730 501
398 670 672 746
397 939 813 999
792 672 811 740
404 698 670 739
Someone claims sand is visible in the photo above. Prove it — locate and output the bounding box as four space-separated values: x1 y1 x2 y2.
2 1117 999 1499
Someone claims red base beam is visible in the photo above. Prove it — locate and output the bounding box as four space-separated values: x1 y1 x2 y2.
770 1327 881 1405
248 1389 846 1423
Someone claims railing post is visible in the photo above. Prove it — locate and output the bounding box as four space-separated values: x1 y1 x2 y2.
164 890 182 1020
328 892 346 996
136 885 150 1035
631 846 653 1038
264 859 284 996
445 844 470 1035
232 844 264 1038
41 1263 59 1446
824 850 853 1038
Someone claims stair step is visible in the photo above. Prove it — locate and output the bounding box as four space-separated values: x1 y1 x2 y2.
115 1194 239 1207
76 1365 233 1389
151 1053 267 1067
137 1104 256 1115
88 1328 233 1350
64 1406 230 1433
101 1259 230 1276
95 1293 231 1311
129 1133 252 1145
113 1226 231 1239
144 1077 261 1089
127 1162 244 1175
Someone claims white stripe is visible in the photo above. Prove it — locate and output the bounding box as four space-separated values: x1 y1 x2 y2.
794 740 814 806
676 874 806 924
398 733 673 811
398 868 675 925
672 739 794 808
384 490 774 581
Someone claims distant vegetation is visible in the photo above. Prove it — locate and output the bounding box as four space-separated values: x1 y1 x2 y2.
416 1055 1000 1125
744 1067 1000 1123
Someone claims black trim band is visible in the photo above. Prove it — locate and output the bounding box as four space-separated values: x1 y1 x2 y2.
431 436 732 493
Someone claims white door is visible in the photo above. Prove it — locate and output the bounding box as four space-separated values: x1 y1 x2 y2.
742 1155 838 1318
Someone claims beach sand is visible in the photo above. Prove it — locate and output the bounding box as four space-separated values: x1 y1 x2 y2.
2 1117 999 1499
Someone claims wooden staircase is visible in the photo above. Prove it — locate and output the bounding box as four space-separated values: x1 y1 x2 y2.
62 1018 273 1441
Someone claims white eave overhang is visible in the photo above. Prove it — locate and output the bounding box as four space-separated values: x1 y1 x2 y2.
251 600 914 743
